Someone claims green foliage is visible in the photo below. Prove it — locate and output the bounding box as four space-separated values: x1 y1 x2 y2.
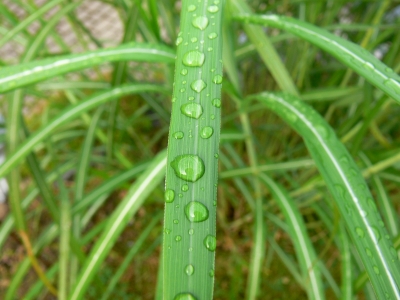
1 1 400 300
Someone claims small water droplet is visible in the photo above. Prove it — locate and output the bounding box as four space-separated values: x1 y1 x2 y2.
182 184 189 192
179 193 183 198
182 51 205 67
362 62 375 71
189 129 193 138
367 198 378 212
371 226 381 243
373 266 380 275
209 269 215 277
176 37 183 46
208 32 218 39
378 220 385 227
172 97 176 103
182 80 187 85
171 155 205 182
207 5 219 13
165 189 175 203
191 37 198 43
188 247 193 252
210 114 215 120
360 210 367 217
356 227 365 238
187 4 196 12
181 103 203 119
185 264 194 276
190 79 207 93
200 126 214 139
185 201 209 222
207 47 213 52
212 98 221 108
315 124 329 139
212 74 223 84
365 248 372 257
165 228 171 234
192 16 209 30
189 228 194 235
174 293 196 300
173 219 179 224
175 235 182 242
180 88 186 93
173 131 184 139
188 96 195 101
181 69 188 75
383 78 400 94
214 153 219 158
203 235 217 251
213 200 217 206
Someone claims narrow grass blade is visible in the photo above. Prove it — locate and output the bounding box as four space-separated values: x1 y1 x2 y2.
260 174 325 300
0 85 168 179
68 150 167 300
253 92 400 299
0 43 174 93
234 14 400 104
162 1 224 299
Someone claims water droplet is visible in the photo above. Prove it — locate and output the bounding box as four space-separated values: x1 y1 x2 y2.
212 98 221 108
173 131 184 139
200 126 213 139
165 228 171 234
177 37 184 46
356 227 365 238
365 248 372 257
192 16 209 30
173 219 179 224
182 51 205 67
203 235 217 251
390 247 397 258
174 293 196 300
208 32 218 39
209 269 215 277
207 5 219 13
378 220 385 227
171 155 205 182
175 235 182 242
360 210 367 217
207 47 213 52
214 0 220 4
188 247 193 252
185 201 209 222
214 153 219 158
181 69 188 75
188 96 194 101
315 124 329 139
185 264 194 276
212 74 223 84
179 193 183 198
191 37 198 43
190 79 207 93
180 88 186 93
188 4 196 11
165 189 175 203
181 103 203 119
189 228 194 235
373 266 380 275
383 78 400 94
367 198 378 212
172 97 176 103
371 226 381 243
213 200 217 206
385 67 394 73
182 184 189 192
182 80 187 85
189 130 193 138
362 62 375 71
210 114 215 120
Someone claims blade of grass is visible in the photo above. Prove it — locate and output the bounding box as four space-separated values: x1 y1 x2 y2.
252 92 400 299
234 14 400 104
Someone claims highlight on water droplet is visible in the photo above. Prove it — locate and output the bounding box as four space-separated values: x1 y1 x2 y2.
192 16 209 30
203 235 217 251
165 189 175 203
200 126 214 139
188 96 194 101
173 131 184 139
170 155 205 182
185 201 209 222
356 227 365 238
175 235 182 242
181 103 203 119
212 74 223 84
176 37 183 46
182 50 205 67
212 98 221 108
190 79 207 93
188 4 196 11
182 184 189 192
207 5 219 13
208 32 218 39
181 69 188 75
185 264 194 276
174 293 196 300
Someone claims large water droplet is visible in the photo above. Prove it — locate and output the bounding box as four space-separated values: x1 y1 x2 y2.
356 227 365 238
200 126 214 139
185 201 209 222
190 79 207 93
212 98 221 108
165 189 175 203
212 74 223 84
173 131 184 139
208 32 218 39
182 184 189 192
203 235 217 251
174 293 196 300
182 51 205 67
171 155 205 182
207 5 219 13
185 264 194 276
187 4 196 11
192 16 209 30
181 103 203 119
